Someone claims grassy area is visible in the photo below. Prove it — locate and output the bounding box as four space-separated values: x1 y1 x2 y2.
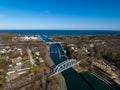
22 61 31 68
22 56 30 61
0 59 3 62
0 69 3 75
28 66 41 74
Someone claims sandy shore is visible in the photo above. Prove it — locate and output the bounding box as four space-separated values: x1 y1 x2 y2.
46 45 67 90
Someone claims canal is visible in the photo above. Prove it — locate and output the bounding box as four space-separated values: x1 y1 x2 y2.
41 35 112 90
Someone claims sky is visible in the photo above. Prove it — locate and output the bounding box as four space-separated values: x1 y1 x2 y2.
0 0 120 30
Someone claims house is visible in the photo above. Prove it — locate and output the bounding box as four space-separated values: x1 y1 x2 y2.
12 56 22 63
17 48 23 55
16 56 22 62
5 56 9 61
68 44 77 50
90 44 94 48
38 58 44 63
82 47 90 54
0 49 6 54
15 62 22 69
35 52 40 56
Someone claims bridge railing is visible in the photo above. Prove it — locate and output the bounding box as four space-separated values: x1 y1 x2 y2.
49 59 80 77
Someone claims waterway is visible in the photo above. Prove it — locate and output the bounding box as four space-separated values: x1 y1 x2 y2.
41 35 112 90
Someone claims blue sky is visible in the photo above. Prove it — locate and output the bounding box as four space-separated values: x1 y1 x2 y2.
0 0 120 30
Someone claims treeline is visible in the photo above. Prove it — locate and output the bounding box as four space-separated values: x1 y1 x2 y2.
92 35 120 68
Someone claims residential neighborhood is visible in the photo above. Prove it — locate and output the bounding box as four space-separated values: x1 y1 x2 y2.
0 34 60 90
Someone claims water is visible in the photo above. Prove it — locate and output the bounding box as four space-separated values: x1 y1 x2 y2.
0 30 120 36
80 72 111 90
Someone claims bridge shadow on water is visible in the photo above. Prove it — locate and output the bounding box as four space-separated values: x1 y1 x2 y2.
61 68 93 90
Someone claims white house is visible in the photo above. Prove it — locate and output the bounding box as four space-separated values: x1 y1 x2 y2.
35 52 40 56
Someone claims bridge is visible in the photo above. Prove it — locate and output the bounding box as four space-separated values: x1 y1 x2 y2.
49 59 80 77
46 42 64 45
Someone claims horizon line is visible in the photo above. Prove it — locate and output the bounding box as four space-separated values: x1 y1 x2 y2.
0 29 120 31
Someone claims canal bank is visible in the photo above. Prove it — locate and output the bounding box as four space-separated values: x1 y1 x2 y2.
41 35 112 90
45 45 67 90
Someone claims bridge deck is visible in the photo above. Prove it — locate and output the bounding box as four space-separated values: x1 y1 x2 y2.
46 42 64 44
49 59 80 77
